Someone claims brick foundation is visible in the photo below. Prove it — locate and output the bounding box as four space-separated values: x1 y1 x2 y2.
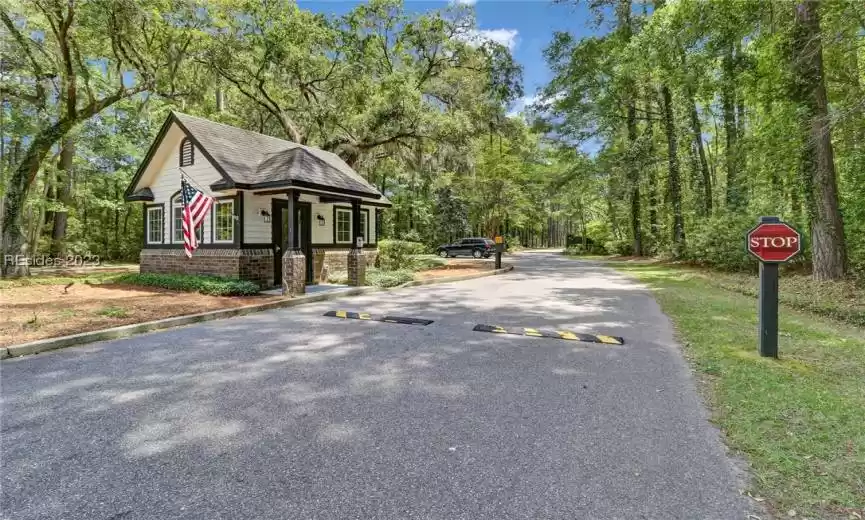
314 249 378 283
140 248 273 288
139 247 379 288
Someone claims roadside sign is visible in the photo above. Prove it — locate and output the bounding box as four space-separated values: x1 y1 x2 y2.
748 216 801 359
747 222 801 263
494 236 504 268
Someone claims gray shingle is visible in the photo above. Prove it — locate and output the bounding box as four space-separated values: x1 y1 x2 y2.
173 112 387 200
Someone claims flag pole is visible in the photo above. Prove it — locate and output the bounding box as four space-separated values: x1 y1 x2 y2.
178 167 208 193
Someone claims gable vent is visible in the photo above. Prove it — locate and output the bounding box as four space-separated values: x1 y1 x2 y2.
179 138 194 167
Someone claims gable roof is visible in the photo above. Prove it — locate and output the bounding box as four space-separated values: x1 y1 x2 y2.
125 111 388 202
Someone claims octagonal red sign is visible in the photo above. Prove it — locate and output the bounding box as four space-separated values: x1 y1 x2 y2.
747 222 801 263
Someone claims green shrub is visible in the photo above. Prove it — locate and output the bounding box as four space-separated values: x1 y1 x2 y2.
326 270 348 284
399 229 423 243
684 213 757 271
604 239 633 256
410 255 447 270
378 239 427 270
112 273 260 296
366 268 415 288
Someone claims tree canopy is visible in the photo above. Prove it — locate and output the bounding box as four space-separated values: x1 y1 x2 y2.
2 0 864 282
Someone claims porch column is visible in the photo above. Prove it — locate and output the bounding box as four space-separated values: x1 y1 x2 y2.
282 192 306 296
375 208 382 241
348 198 366 286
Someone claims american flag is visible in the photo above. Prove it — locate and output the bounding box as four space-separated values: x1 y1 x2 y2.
180 176 214 258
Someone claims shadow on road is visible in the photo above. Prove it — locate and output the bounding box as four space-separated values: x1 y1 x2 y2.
0 252 749 519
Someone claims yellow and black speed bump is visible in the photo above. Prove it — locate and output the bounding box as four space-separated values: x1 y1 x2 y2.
324 310 433 326
472 324 624 345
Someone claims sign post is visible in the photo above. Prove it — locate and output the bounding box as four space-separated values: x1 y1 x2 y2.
746 216 802 358
494 236 504 269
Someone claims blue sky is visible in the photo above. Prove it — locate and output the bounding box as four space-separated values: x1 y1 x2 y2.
298 0 605 115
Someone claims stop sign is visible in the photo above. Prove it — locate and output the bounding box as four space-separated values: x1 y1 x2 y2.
747 221 801 263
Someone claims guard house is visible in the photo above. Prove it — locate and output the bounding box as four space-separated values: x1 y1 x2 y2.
124 111 390 295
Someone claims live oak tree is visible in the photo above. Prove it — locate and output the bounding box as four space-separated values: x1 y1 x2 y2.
3 0 864 282
198 0 520 167
0 0 197 276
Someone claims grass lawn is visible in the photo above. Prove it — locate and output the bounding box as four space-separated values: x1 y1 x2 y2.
606 261 864 519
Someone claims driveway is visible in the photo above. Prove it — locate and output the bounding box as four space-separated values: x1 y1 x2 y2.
1 252 751 519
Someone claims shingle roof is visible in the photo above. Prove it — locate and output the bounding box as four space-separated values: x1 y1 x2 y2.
172 112 387 201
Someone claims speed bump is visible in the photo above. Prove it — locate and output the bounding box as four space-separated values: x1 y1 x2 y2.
324 311 433 326
472 324 624 345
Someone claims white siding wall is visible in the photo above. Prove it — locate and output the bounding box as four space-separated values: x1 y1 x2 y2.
243 191 271 244
310 203 333 244
309 203 377 245
145 124 224 245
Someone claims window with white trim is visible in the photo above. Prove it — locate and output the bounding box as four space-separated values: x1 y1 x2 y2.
335 208 351 243
179 138 194 167
172 195 204 243
359 211 367 242
147 206 164 244
213 200 235 242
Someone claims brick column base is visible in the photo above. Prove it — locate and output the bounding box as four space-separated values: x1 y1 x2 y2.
282 250 306 297
347 248 366 286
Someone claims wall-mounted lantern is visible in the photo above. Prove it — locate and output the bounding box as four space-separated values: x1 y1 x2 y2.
259 209 271 223
316 213 326 226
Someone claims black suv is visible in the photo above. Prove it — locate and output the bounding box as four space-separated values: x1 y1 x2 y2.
436 237 495 258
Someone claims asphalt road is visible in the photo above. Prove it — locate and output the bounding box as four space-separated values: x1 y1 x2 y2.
1 252 752 520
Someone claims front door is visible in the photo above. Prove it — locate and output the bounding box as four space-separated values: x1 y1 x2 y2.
272 199 313 286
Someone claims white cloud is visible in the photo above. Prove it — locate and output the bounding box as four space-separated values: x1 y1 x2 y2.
451 0 477 5
456 28 520 51
506 92 566 118
506 94 539 117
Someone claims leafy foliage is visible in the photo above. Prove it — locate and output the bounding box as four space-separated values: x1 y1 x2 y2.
366 268 414 288
112 273 260 296
537 0 865 280
377 239 427 270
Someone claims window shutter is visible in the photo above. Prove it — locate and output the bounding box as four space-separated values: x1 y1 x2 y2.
180 138 194 167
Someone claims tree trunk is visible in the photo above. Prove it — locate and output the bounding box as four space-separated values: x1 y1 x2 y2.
50 138 75 257
722 42 741 209
661 85 684 255
645 98 659 239
687 94 712 215
618 0 641 256
606 180 621 240
791 1 847 280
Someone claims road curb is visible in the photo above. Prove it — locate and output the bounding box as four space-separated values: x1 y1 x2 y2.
1 265 514 360
397 264 513 288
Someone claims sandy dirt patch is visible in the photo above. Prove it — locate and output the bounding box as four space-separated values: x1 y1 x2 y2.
0 282 279 347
